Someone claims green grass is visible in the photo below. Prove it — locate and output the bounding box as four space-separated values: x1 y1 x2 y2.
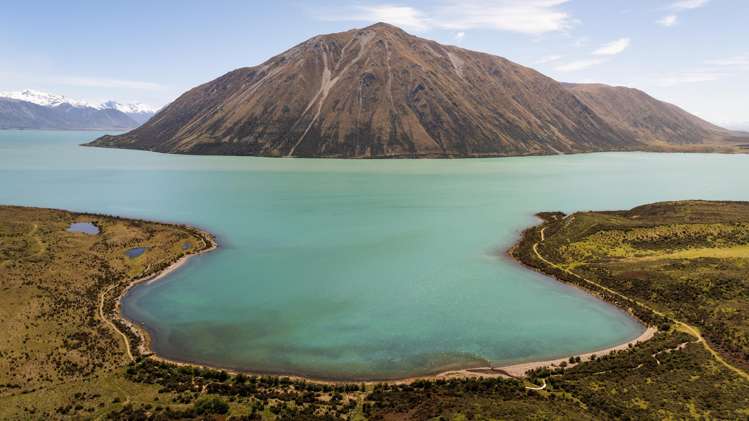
0 206 211 419
538 200 749 372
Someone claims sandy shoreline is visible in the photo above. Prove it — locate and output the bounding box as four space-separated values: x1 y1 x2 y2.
385 325 658 383
133 324 657 385
111 222 658 384
485 326 657 377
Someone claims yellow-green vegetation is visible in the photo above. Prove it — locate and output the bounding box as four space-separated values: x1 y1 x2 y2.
0 206 212 419
509 200 749 419
2 203 749 420
538 200 749 372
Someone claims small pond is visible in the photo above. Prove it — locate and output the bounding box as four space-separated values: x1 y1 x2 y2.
67 222 99 235
127 247 146 258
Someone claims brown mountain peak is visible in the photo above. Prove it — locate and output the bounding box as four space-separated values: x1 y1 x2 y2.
364 22 405 32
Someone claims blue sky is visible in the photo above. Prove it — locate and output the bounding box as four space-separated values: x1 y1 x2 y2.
2 0 747 125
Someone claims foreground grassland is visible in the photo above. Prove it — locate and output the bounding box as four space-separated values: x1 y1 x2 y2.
0 206 213 419
1 203 748 420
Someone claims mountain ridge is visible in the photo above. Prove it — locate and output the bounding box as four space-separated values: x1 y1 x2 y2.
0 89 157 129
87 23 747 157
0 97 138 130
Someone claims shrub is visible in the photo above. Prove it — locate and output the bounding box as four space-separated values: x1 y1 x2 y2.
193 397 229 415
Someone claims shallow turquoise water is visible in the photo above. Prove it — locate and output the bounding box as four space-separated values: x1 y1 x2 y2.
3 130 748 380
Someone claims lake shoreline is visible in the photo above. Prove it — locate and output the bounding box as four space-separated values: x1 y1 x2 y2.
85 139 746 159
114 216 657 384
111 222 218 357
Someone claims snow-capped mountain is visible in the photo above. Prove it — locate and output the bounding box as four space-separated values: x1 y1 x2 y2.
98 100 156 114
98 100 157 124
0 89 158 129
0 89 92 108
0 89 157 113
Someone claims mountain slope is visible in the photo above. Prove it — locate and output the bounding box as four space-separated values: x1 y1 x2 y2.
564 83 735 146
88 23 744 157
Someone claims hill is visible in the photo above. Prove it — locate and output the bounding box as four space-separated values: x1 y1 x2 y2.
88 23 746 157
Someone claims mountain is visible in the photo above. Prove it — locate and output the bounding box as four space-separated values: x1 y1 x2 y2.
0 97 138 130
98 100 157 125
0 90 157 130
87 23 747 157
0 89 92 108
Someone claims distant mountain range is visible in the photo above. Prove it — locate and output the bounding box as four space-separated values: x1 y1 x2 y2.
89 23 747 157
0 90 157 130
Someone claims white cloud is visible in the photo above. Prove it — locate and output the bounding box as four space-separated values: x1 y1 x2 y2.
552 37 629 72
706 55 749 68
432 0 574 34
659 0 707 29
660 0 707 30
58 77 164 91
454 31 465 42
657 15 678 27
671 0 709 10
320 1 574 35
592 38 630 56
657 54 749 87
535 54 562 64
554 58 605 72
657 70 723 86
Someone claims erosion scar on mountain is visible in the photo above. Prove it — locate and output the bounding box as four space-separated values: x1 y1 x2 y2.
87 23 749 158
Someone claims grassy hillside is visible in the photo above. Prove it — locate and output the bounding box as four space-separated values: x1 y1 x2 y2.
535 200 749 371
1 203 747 420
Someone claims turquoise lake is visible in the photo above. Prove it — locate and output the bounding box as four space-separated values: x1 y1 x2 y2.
3 130 748 380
